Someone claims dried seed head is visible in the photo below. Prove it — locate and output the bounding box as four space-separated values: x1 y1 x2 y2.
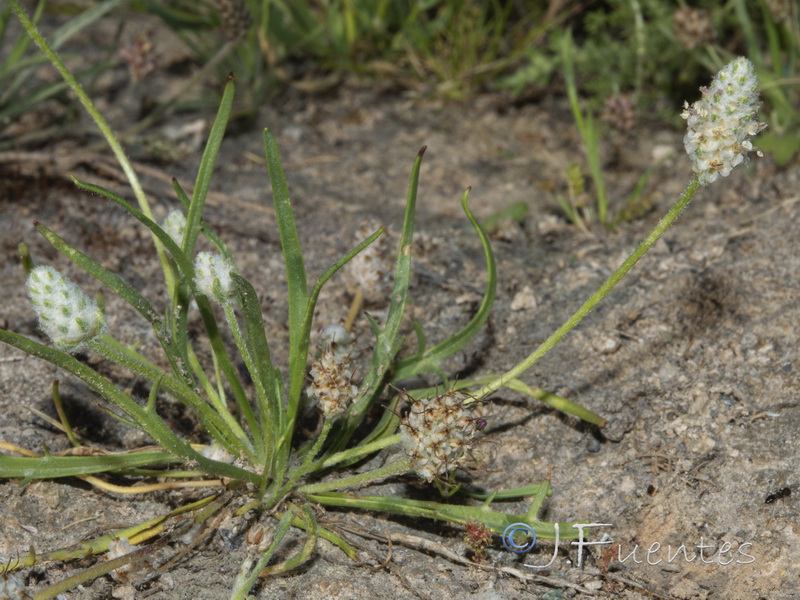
27 266 105 351
216 0 252 40
764 0 792 23
672 7 714 49
681 57 767 185
245 523 274 552
307 327 358 418
120 33 157 82
194 251 237 303
342 216 393 305
601 94 636 133
400 391 479 482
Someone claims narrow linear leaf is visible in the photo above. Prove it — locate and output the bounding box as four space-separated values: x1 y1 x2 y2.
407 376 606 426
392 188 496 381
231 272 276 441
50 0 123 49
263 129 309 419
298 225 385 359
351 147 426 418
184 74 235 258
0 452 175 479
0 330 258 484
72 178 195 285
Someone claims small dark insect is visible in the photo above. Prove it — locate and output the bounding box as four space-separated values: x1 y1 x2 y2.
765 487 791 504
475 418 488 431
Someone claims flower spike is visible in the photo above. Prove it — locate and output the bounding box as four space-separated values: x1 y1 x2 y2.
681 57 767 185
27 266 106 351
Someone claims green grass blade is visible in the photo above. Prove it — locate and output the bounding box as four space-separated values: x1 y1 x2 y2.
184 74 235 258
50 0 123 49
231 273 276 400
230 507 296 600
407 376 606 426
71 178 195 283
0 330 258 484
263 129 309 421
297 224 384 368
193 294 254 436
392 188 496 381
0 452 175 479
0 0 42 72
231 272 277 450
464 482 552 501
378 146 425 358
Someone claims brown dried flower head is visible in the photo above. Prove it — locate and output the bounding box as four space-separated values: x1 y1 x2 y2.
307 325 358 418
400 390 479 481
673 7 714 49
601 94 636 133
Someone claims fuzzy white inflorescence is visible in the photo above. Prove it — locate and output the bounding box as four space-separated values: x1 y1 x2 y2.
104 537 139 582
400 391 478 481
27 266 106 351
194 251 236 302
0 569 28 600
162 209 187 246
681 57 767 185
307 325 358 418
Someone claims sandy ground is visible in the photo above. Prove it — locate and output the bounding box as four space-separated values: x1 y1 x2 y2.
1 12 798 600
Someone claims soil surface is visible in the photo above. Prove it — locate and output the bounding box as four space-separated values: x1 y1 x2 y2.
1 12 798 600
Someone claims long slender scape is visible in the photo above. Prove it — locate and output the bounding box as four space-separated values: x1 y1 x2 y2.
7 0 174 293
474 175 701 400
477 56 765 400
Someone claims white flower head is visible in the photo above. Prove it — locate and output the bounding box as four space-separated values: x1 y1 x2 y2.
681 57 767 185
27 266 106 351
200 441 235 463
103 537 142 582
0 568 28 600
162 209 187 246
319 324 352 358
194 251 236 303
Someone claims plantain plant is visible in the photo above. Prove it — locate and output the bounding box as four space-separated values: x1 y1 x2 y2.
0 2 766 598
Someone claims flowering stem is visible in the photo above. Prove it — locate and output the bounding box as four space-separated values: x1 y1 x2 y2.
269 421 334 503
8 0 174 293
223 303 270 459
297 456 412 495
475 175 702 400
316 433 402 471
